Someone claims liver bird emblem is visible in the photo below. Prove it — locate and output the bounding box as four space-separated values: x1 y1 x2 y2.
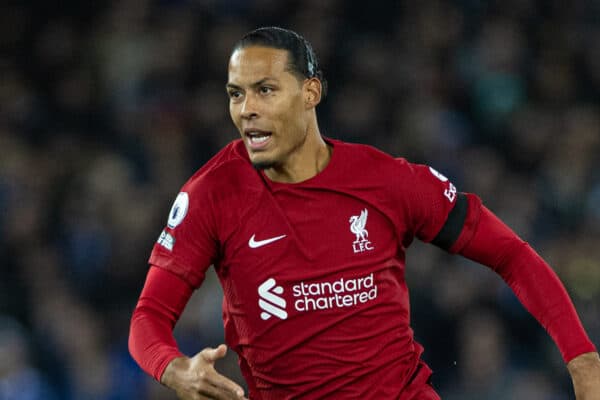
349 209 369 243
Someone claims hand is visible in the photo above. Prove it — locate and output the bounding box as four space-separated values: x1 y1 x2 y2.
567 352 600 400
160 344 248 400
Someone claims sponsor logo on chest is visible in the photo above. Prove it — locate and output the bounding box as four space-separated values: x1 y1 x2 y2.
258 278 288 320
257 273 379 320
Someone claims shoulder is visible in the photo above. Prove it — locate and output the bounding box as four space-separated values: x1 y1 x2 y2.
332 139 394 162
172 140 259 226
330 138 418 178
183 140 256 193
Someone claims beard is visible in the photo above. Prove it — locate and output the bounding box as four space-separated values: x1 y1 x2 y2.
251 159 278 170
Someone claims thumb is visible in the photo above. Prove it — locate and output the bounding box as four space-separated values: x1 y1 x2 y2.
202 344 228 363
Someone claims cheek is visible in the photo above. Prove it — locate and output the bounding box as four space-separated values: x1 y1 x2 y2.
282 98 305 127
229 105 241 127
289 104 308 132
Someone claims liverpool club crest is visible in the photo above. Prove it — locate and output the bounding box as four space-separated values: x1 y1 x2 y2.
349 208 374 253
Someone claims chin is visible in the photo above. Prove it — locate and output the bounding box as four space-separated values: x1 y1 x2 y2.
248 151 278 170
251 159 277 170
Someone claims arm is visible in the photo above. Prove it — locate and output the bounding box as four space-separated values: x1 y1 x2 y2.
129 266 247 400
568 352 600 400
455 205 600 398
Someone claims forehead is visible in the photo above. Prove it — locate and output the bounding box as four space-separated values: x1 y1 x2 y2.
228 46 292 83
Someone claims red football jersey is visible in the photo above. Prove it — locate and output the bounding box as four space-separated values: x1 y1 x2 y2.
149 138 475 399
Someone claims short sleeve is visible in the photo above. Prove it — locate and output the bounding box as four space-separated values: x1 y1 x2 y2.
148 177 218 289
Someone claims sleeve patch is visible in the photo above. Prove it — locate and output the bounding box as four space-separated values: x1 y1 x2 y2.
167 192 189 228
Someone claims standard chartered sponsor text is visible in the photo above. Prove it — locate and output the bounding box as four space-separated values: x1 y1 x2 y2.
293 273 378 312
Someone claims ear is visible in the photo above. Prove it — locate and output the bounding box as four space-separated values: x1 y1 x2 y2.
303 78 322 109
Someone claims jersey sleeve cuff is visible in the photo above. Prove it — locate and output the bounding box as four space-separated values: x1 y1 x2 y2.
154 350 186 382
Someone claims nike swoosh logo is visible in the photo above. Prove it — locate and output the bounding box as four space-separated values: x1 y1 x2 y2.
248 234 287 248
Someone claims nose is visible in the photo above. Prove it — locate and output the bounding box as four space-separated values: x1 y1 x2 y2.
240 93 259 120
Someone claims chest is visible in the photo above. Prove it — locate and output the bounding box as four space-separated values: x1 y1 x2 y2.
216 187 399 282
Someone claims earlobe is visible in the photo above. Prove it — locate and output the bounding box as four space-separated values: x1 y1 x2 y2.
303 92 314 108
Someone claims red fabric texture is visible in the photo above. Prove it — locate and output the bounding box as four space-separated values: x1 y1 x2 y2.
140 139 461 398
129 203 596 388
128 266 192 381
457 205 596 363
400 362 440 400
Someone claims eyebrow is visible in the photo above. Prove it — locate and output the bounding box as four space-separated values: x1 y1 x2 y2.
226 77 278 91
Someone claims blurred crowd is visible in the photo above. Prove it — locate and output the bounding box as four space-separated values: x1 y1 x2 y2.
1 0 599 399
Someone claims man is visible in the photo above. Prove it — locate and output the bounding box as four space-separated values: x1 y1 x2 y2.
129 27 600 399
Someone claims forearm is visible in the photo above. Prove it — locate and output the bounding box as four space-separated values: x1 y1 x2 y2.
458 206 596 363
128 266 194 380
492 241 594 362
129 304 185 380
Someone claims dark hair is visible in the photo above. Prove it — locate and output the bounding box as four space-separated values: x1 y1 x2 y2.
233 26 328 99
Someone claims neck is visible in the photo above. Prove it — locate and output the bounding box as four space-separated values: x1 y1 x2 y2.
264 125 331 184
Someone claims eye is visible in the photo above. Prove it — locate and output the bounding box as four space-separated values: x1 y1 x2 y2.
228 90 243 101
259 86 273 95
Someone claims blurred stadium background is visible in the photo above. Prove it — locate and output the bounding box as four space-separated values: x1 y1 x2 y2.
1 0 599 398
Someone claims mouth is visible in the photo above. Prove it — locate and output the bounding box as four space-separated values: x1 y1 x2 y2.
244 129 272 150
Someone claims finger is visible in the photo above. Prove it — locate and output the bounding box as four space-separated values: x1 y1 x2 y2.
195 345 247 398
191 367 245 399
201 344 228 363
196 392 247 400
205 371 246 398
195 379 246 400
